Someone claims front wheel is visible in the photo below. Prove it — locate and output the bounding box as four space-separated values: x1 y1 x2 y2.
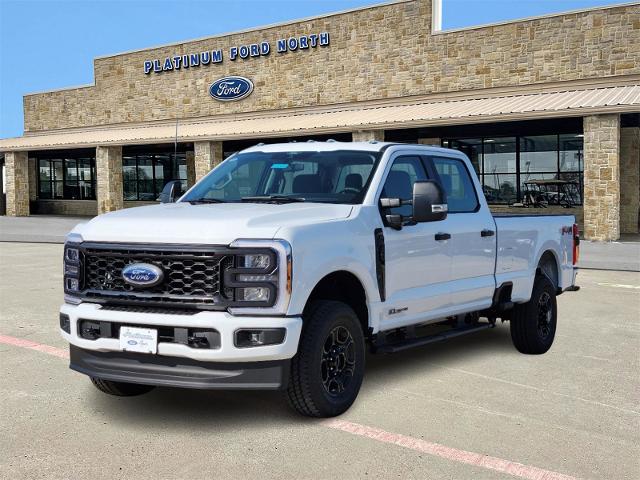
510 275 557 354
287 301 366 417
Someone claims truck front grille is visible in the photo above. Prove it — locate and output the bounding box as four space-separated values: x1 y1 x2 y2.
81 245 235 307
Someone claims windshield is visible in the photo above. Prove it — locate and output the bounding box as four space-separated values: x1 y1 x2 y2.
181 150 381 204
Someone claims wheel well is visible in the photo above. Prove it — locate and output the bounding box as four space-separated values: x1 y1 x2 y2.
537 250 559 289
305 271 369 336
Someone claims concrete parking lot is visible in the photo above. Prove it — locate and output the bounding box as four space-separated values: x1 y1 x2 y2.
1 242 638 479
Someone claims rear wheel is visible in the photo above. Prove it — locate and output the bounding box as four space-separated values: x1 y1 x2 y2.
510 275 557 354
90 377 155 396
287 301 365 417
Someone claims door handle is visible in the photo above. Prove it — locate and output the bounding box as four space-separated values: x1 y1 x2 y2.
481 229 495 237
435 232 451 241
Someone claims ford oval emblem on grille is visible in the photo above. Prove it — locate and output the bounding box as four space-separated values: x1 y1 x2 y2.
122 263 164 288
209 76 253 102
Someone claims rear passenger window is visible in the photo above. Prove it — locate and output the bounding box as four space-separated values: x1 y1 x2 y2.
431 156 479 213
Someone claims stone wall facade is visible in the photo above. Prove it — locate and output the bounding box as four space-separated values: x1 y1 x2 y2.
186 151 196 187
33 200 98 216
583 114 621 241
22 1 639 132
353 130 384 142
194 141 224 181
620 126 640 234
418 137 441 146
96 146 124 214
5 151 30 216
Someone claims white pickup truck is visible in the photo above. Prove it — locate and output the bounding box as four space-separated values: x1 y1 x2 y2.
60 141 579 417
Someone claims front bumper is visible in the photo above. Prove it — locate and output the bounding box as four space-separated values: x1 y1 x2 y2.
70 345 289 390
60 302 302 363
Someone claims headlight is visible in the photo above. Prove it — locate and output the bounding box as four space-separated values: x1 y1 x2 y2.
227 239 292 315
238 286 271 302
63 243 83 295
224 248 278 307
240 253 271 269
65 247 80 262
237 274 277 282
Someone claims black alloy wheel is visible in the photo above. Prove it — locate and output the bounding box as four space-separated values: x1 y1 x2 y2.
321 326 357 397
287 300 365 417
510 274 557 354
537 291 554 340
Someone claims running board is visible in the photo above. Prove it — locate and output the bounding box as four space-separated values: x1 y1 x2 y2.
373 323 495 354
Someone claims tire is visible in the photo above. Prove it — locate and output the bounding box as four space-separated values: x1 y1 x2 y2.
287 301 366 417
90 377 156 396
510 275 557 354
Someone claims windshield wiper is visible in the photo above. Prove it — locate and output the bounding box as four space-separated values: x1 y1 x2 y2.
188 198 226 204
241 195 306 204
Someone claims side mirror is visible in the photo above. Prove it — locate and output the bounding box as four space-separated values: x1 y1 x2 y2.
158 180 183 203
379 197 407 229
412 180 448 222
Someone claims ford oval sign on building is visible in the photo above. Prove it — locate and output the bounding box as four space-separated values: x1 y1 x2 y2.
209 76 254 102
122 263 164 288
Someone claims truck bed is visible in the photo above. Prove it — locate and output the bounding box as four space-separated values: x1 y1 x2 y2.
493 213 576 303
492 213 576 217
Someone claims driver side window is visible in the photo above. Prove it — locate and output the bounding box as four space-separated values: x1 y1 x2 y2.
381 156 428 217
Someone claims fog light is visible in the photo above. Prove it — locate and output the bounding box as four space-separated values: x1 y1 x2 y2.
235 328 286 348
66 278 79 291
79 320 101 340
239 287 270 302
59 313 70 334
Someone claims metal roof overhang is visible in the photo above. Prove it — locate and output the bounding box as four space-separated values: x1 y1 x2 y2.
1 84 639 152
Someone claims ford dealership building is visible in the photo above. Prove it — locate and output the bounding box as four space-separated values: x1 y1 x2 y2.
0 0 638 241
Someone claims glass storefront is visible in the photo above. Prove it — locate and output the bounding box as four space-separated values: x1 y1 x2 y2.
443 133 584 205
36 151 96 200
122 145 188 201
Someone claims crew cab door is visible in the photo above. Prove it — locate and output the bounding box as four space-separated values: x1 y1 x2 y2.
428 155 496 312
378 153 452 330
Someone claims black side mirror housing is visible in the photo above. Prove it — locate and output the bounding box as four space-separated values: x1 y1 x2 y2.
412 180 448 222
158 180 183 203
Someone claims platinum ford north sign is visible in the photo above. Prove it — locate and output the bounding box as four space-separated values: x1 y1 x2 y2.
144 32 330 74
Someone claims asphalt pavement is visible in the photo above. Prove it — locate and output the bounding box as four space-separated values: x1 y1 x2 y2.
0 215 90 243
1 242 639 479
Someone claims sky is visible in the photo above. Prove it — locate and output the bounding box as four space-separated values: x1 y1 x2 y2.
0 0 625 139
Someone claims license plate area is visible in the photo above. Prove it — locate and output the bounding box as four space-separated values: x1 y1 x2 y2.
119 326 158 354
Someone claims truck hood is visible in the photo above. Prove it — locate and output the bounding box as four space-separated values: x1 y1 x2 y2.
73 202 353 244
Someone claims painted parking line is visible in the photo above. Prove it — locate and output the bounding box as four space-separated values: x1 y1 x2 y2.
0 334 69 359
323 419 579 480
3 333 580 480
596 282 640 289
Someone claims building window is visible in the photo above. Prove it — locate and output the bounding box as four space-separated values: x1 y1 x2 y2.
36 152 96 200
443 133 583 206
482 137 517 205
123 149 187 201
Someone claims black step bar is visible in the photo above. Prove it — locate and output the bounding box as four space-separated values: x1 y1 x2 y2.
373 322 495 354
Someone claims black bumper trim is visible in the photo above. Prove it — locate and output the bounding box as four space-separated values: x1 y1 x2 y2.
70 345 290 390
